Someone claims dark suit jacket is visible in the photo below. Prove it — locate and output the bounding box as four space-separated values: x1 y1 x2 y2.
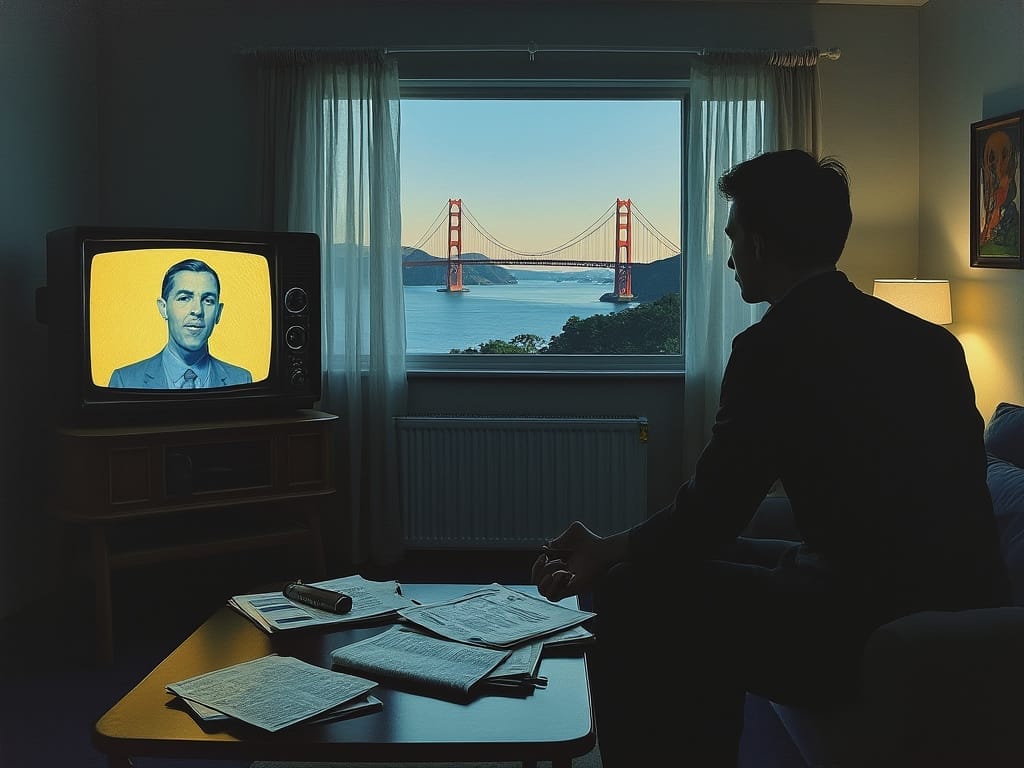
631 270 1010 621
108 351 253 389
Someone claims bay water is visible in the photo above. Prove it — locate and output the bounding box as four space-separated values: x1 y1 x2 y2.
404 280 630 353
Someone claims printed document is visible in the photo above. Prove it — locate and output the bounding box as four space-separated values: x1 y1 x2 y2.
397 583 595 648
179 693 383 726
229 575 417 633
330 625 511 698
166 654 377 732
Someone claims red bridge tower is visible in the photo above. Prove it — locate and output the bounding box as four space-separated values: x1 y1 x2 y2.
441 198 466 293
612 198 634 302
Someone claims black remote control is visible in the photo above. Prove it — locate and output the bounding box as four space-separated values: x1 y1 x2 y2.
283 581 353 614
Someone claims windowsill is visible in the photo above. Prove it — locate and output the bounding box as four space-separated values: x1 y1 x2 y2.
405 354 684 378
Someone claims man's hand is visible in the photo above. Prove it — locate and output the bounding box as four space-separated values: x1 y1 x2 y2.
531 520 617 602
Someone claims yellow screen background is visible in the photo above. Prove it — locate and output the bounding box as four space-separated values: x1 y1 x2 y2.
90 248 272 387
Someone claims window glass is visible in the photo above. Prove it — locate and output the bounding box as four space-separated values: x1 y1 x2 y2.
401 93 683 371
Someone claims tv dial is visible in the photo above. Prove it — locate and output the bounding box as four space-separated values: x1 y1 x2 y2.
285 325 306 350
291 368 307 386
284 287 308 314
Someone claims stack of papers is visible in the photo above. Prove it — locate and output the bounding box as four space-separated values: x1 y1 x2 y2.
329 585 597 700
179 693 382 727
229 575 418 633
396 583 595 648
330 625 513 699
167 654 380 732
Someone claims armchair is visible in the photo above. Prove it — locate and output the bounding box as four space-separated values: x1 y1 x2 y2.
746 402 1024 767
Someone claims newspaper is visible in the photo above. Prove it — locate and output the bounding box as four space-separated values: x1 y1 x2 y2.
166 654 377 732
487 624 596 688
229 575 417 633
541 623 596 649
396 583 595 648
487 638 545 686
330 625 512 699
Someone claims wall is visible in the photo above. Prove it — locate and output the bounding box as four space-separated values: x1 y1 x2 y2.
0 0 97 618
0 0 922 618
919 0 1024 422
89 1 922 299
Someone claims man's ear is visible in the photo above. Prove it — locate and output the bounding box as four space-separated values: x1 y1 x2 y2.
213 303 224 325
157 298 168 320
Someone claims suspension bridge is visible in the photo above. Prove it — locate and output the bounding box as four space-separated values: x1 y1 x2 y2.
404 199 679 302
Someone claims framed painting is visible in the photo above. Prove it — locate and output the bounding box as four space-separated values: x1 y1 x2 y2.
971 110 1024 268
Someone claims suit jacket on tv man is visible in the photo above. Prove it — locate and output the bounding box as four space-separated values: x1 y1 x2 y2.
108 351 252 389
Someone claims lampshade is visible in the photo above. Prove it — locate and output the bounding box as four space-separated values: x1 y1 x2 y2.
872 279 952 325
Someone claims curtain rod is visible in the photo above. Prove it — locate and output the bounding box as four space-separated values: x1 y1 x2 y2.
383 43 841 61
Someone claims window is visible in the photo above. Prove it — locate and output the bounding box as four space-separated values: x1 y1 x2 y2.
401 82 685 373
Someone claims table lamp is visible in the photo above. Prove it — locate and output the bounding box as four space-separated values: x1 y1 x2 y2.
872 278 952 325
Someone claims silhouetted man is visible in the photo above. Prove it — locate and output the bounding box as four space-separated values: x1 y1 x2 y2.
532 149 1010 766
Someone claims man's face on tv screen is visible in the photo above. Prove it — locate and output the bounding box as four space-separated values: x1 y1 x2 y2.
157 270 223 355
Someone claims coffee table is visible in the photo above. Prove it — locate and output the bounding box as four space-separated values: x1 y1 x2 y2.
94 583 596 768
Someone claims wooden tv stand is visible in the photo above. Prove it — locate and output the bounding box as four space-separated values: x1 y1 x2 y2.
51 409 338 664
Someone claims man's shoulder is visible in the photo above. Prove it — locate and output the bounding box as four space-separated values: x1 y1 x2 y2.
111 352 162 377
209 355 253 385
109 352 163 387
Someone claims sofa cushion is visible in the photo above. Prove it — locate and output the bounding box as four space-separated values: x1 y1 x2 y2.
984 401 1024 468
984 403 1024 605
987 456 1024 606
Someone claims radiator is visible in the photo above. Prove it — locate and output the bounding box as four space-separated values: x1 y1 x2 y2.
395 416 649 548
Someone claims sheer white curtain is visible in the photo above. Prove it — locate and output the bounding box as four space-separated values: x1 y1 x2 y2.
257 49 407 569
682 50 822 476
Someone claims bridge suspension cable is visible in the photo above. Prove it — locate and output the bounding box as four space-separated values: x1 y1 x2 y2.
630 204 680 253
409 206 449 253
406 198 679 266
461 201 619 258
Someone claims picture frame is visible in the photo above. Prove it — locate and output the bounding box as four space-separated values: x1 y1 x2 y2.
971 110 1024 268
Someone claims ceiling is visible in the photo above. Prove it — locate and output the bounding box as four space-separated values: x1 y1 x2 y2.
683 0 928 5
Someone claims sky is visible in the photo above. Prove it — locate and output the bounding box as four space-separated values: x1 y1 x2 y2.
400 99 682 255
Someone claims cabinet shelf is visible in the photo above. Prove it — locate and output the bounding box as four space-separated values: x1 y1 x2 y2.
52 410 338 663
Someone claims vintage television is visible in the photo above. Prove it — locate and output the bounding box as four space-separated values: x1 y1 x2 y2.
40 226 322 426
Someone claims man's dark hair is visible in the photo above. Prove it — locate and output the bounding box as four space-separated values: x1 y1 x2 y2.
161 259 220 300
717 149 852 268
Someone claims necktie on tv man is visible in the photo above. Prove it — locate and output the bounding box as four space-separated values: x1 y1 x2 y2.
182 368 198 389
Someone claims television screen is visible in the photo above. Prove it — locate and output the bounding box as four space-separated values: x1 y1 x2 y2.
42 226 322 426
90 247 272 391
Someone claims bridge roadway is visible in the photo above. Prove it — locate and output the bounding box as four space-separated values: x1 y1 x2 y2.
403 258 626 268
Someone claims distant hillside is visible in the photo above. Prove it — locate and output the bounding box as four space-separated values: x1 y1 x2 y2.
514 257 681 301
402 247 517 286
511 268 613 284
628 253 681 302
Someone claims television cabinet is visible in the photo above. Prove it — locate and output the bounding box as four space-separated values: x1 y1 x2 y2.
51 409 337 663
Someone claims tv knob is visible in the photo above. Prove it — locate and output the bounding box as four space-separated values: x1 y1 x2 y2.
291 368 306 386
284 287 308 314
286 325 306 350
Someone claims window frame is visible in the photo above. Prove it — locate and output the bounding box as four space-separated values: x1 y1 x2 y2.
399 78 688 375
